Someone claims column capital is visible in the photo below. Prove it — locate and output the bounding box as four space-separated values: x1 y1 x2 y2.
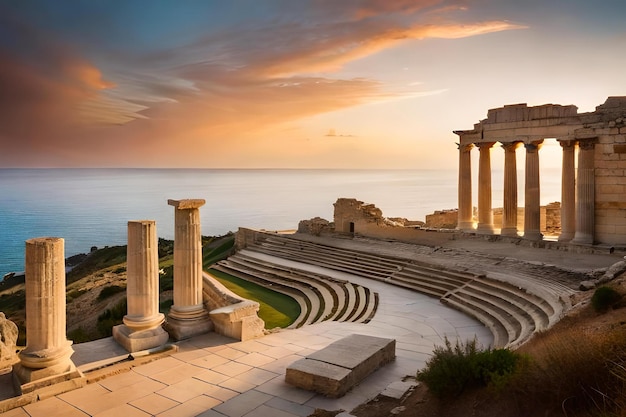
524 140 543 152
578 139 596 151
501 142 521 152
475 142 496 149
558 139 576 149
456 142 474 152
168 199 206 209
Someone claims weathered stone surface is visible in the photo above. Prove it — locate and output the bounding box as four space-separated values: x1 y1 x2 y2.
298 217 332 236
579 280 596 291
285 334 396 398
455 96 626 246
114 220 168 353
15 237 77 385
0 312 18 370
166 199 213 340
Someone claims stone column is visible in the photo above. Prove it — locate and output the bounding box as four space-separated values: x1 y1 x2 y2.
558 140 576 241
165 199 213 340
572 140 596 245
14 237 78 385
501 142 520 236
523 141 543 240
476 142 495 233
113 220 169 352
457 143 474 231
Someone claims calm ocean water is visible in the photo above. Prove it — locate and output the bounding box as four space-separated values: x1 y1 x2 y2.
0 168 562 277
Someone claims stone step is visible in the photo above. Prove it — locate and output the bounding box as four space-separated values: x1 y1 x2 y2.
211 263 311 328
228 255 337 322
440 296 510 349
257 244 395 279
221 258 329 325
235 252 377 324
216 253 378 326
245 234 573 348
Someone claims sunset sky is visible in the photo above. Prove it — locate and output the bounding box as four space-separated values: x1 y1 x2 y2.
1 0 625 169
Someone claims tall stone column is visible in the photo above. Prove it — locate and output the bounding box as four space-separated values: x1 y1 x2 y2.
113 220 169 352
572 140 596 245
165 199 213 340
15 237 78 385
501 142 520 236
559 140 576 241
476 142 495 233
457 143 474 231
523 141 543 240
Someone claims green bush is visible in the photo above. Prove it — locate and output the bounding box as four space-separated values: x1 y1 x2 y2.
159 299 173 315
417 338 522 398
591 286 622 312
97 298 127 337
97 285 126 302
67 327 91 344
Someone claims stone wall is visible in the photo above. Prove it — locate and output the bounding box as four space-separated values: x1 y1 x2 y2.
425 209 458 229
589 98 626 244
424 203 561 235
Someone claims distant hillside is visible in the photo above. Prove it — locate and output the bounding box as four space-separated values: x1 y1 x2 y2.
0 233 235 345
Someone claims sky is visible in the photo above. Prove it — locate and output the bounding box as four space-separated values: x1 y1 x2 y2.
1 0 626 169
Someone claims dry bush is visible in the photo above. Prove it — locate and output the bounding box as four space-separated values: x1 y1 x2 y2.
512 324 626 416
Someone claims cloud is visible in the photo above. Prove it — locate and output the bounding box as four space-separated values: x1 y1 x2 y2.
0 1 526 167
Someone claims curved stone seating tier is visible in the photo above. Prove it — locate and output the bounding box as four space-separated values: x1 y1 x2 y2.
242 233 576 349
212 251 378 329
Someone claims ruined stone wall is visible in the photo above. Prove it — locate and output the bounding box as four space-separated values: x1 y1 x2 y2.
333 198 385 233
589 98 626 245
425 210 458 229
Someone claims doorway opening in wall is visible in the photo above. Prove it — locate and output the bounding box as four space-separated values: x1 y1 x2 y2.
349 222 355 233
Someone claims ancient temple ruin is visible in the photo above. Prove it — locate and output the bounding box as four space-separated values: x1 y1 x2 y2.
455 96 626 246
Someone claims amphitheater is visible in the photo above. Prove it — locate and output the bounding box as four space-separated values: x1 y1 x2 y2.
3 224 623 417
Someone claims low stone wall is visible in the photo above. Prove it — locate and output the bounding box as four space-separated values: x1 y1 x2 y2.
202 272 265 341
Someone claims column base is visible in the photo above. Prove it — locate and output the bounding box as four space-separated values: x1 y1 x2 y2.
13 350 79 388
500 227 519 237
476 224 495 234
457 222 475 232
558 232 575 242
165 308 213 341
113 324 170 353
523 231 543 241
572 233 594 245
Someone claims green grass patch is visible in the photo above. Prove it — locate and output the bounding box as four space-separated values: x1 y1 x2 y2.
209 268 300 329
203 234 235 268
66 245 127 284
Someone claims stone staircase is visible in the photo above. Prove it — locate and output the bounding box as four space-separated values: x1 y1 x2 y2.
213 250 379 329
235 233 577 349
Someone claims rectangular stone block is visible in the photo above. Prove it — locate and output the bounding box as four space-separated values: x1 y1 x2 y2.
285 334 395 398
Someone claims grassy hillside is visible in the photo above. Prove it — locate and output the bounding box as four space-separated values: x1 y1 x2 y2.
0 232 300 345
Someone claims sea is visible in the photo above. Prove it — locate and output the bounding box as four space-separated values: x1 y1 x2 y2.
0 168 562 278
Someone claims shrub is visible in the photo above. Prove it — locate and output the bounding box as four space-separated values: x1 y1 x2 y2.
67 288 87 302
417 338 522 398
97 298 127 337
591 286 622 312
97 285 126 302
67 327 91 344
159 299 173 315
